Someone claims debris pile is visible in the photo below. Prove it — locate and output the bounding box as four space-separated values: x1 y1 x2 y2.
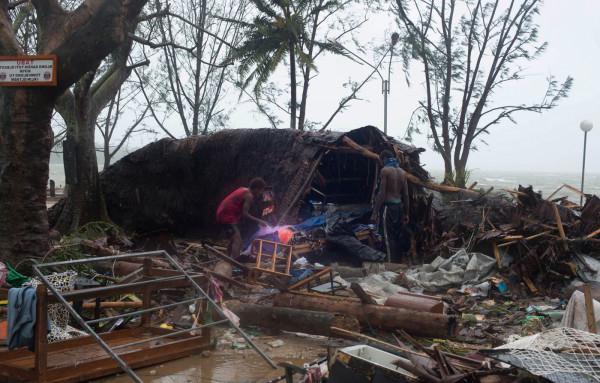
5 127 600 382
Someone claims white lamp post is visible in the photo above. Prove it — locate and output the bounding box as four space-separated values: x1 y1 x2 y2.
382 32 400 135
580 120 593 206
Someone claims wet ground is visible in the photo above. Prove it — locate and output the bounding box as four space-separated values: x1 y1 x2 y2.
99 333 330 383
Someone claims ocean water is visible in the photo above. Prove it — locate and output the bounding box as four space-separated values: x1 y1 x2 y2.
430 169 600 202
49 163 66 187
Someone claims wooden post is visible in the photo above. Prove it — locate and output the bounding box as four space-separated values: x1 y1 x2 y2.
141 258 152 326
584 284 597 334
256 240 263 268
35 285 48 383
552 204 569 251
271 242 277 271
492 242 501 268
285 246 293 274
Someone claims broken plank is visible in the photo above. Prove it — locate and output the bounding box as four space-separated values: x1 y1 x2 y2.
585 227 600 239
287 267 332 291
584 284 597 334
552 204 570 251
522 276 539 295
350 283 377 305
202 244 249 272
492 242 501 268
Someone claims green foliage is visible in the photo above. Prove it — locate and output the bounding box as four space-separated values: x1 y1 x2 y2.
395 0 573 185
228 0 346 95
51 221 128 275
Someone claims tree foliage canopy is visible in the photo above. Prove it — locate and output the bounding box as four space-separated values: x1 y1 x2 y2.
394 0 572 186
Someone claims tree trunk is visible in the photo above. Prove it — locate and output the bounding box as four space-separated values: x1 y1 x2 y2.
273 292 456 338
297 72 309 131
0 89 54 263
226 302 360 337
289 41 297 130
454 152 469 188
103 138 111 171
191 0 207 136
442 154 454 185
54 74 109 233
297 1 322 131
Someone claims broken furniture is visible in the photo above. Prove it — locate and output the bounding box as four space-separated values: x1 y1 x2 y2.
329 344 418 383
0 251 275 383
248 239 293 282
287 267 338 294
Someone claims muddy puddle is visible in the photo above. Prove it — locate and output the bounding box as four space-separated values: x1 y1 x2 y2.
99 334 329 383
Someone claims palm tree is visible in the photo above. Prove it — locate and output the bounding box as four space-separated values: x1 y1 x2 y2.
227 0 343 130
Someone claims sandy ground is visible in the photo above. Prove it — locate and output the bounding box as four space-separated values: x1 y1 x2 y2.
98 332 332 383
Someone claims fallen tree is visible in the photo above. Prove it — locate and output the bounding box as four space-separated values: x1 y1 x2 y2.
273 292 456 338
0 0 149 262
226 301 360 337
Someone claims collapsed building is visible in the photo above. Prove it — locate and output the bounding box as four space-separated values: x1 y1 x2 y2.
100 126 438 251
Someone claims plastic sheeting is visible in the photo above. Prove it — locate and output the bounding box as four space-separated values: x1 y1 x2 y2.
356 272 408 304
561 290 600 331
404 249 496 292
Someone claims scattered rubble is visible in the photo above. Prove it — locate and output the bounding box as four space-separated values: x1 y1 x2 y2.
5 128 600 382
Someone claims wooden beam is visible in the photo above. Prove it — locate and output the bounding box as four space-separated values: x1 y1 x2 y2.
342 136 480 197
585 227 600 239
584 284 597 334
35 285 48 382
287 267 332 291
277 151 325 225
552 204 569 251
203 244 249 272
492 242 501 268
522 276 539 295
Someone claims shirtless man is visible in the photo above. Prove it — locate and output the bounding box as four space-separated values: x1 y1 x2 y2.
216 178 269 259
371 150 410 262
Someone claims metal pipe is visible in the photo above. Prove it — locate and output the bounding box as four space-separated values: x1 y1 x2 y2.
384 43 394 136
111 319 229 350
37 251 165 268
85 297 202 325
581 130 588 207
383 80 389 135
33 265 144 383
160 251 278 369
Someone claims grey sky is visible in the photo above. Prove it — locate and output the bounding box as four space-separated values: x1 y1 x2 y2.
223 0 600 174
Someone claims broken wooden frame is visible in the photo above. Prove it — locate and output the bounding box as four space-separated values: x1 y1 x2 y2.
251 239 293 279
0 251 276 383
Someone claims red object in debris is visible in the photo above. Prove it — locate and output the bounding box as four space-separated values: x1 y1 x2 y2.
278 228 294 244
0 320 7 342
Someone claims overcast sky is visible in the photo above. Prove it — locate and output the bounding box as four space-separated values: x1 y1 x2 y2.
223 0 600 174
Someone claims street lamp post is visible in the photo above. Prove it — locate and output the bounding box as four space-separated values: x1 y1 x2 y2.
382 33 399 136
580 120 593 206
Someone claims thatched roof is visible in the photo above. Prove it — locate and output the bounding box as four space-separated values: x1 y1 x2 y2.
100 126 428 235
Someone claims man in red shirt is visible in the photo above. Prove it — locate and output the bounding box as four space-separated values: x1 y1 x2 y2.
216 178 269 259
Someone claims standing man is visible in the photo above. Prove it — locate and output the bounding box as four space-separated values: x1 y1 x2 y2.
216 178 269 259
371 150 410 262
